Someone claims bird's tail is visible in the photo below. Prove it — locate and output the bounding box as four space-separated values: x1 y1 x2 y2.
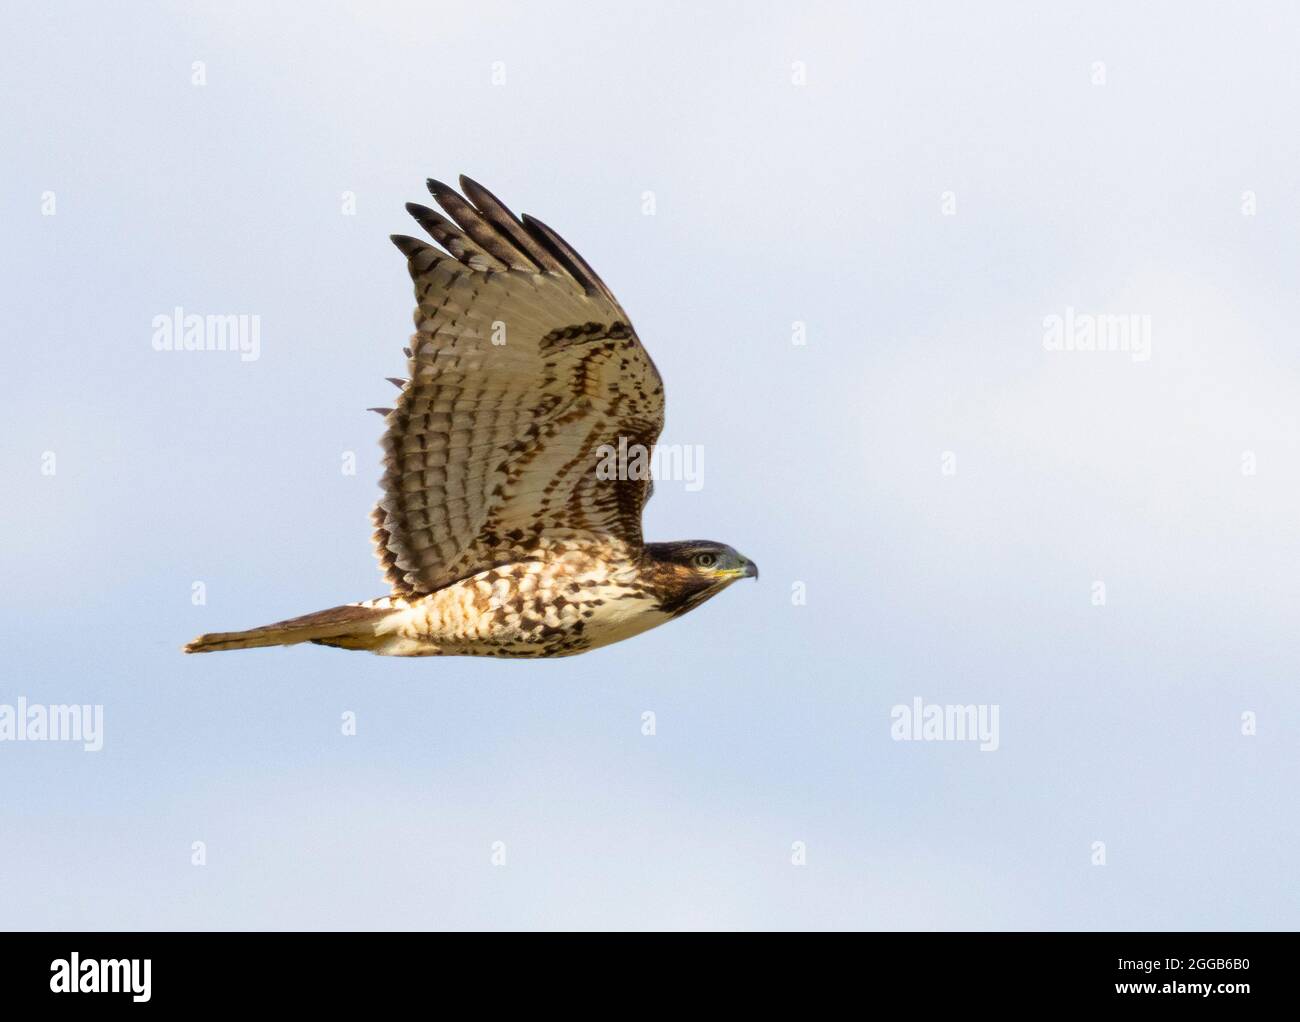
183 602 395 654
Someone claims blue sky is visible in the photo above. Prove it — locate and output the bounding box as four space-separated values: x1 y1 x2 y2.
2 0 1298 929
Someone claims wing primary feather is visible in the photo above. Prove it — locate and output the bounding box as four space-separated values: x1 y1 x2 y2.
405 202 504 270
458 175 569 276
389 234 443 274
367 407 394 416
385 377 406 389
521 214 619 305
427 179 537 272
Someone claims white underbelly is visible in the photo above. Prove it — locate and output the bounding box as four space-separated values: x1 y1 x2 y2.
580 593 673 650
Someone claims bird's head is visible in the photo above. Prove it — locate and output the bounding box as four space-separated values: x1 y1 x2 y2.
643 540 758 616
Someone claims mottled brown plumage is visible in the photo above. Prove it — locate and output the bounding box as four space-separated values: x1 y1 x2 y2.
185 177 756 658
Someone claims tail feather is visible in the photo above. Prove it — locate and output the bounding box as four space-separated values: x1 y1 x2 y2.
184 603 394 654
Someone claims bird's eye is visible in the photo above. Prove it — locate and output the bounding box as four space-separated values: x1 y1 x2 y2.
692 552 718 569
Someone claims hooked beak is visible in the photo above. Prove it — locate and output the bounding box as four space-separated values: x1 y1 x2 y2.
713 558 758 582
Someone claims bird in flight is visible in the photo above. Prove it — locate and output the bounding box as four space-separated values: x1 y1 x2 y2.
185 176 757 658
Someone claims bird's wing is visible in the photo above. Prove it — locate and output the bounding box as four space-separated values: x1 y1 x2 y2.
373 176 665 596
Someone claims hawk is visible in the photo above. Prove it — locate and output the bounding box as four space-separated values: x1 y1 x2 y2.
185 176 757 658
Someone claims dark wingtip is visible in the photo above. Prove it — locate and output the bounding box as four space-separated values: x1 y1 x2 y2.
426 178 456 201
390 234 439 265
390 233 420 255
405 201 455 235
521 214 594 291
